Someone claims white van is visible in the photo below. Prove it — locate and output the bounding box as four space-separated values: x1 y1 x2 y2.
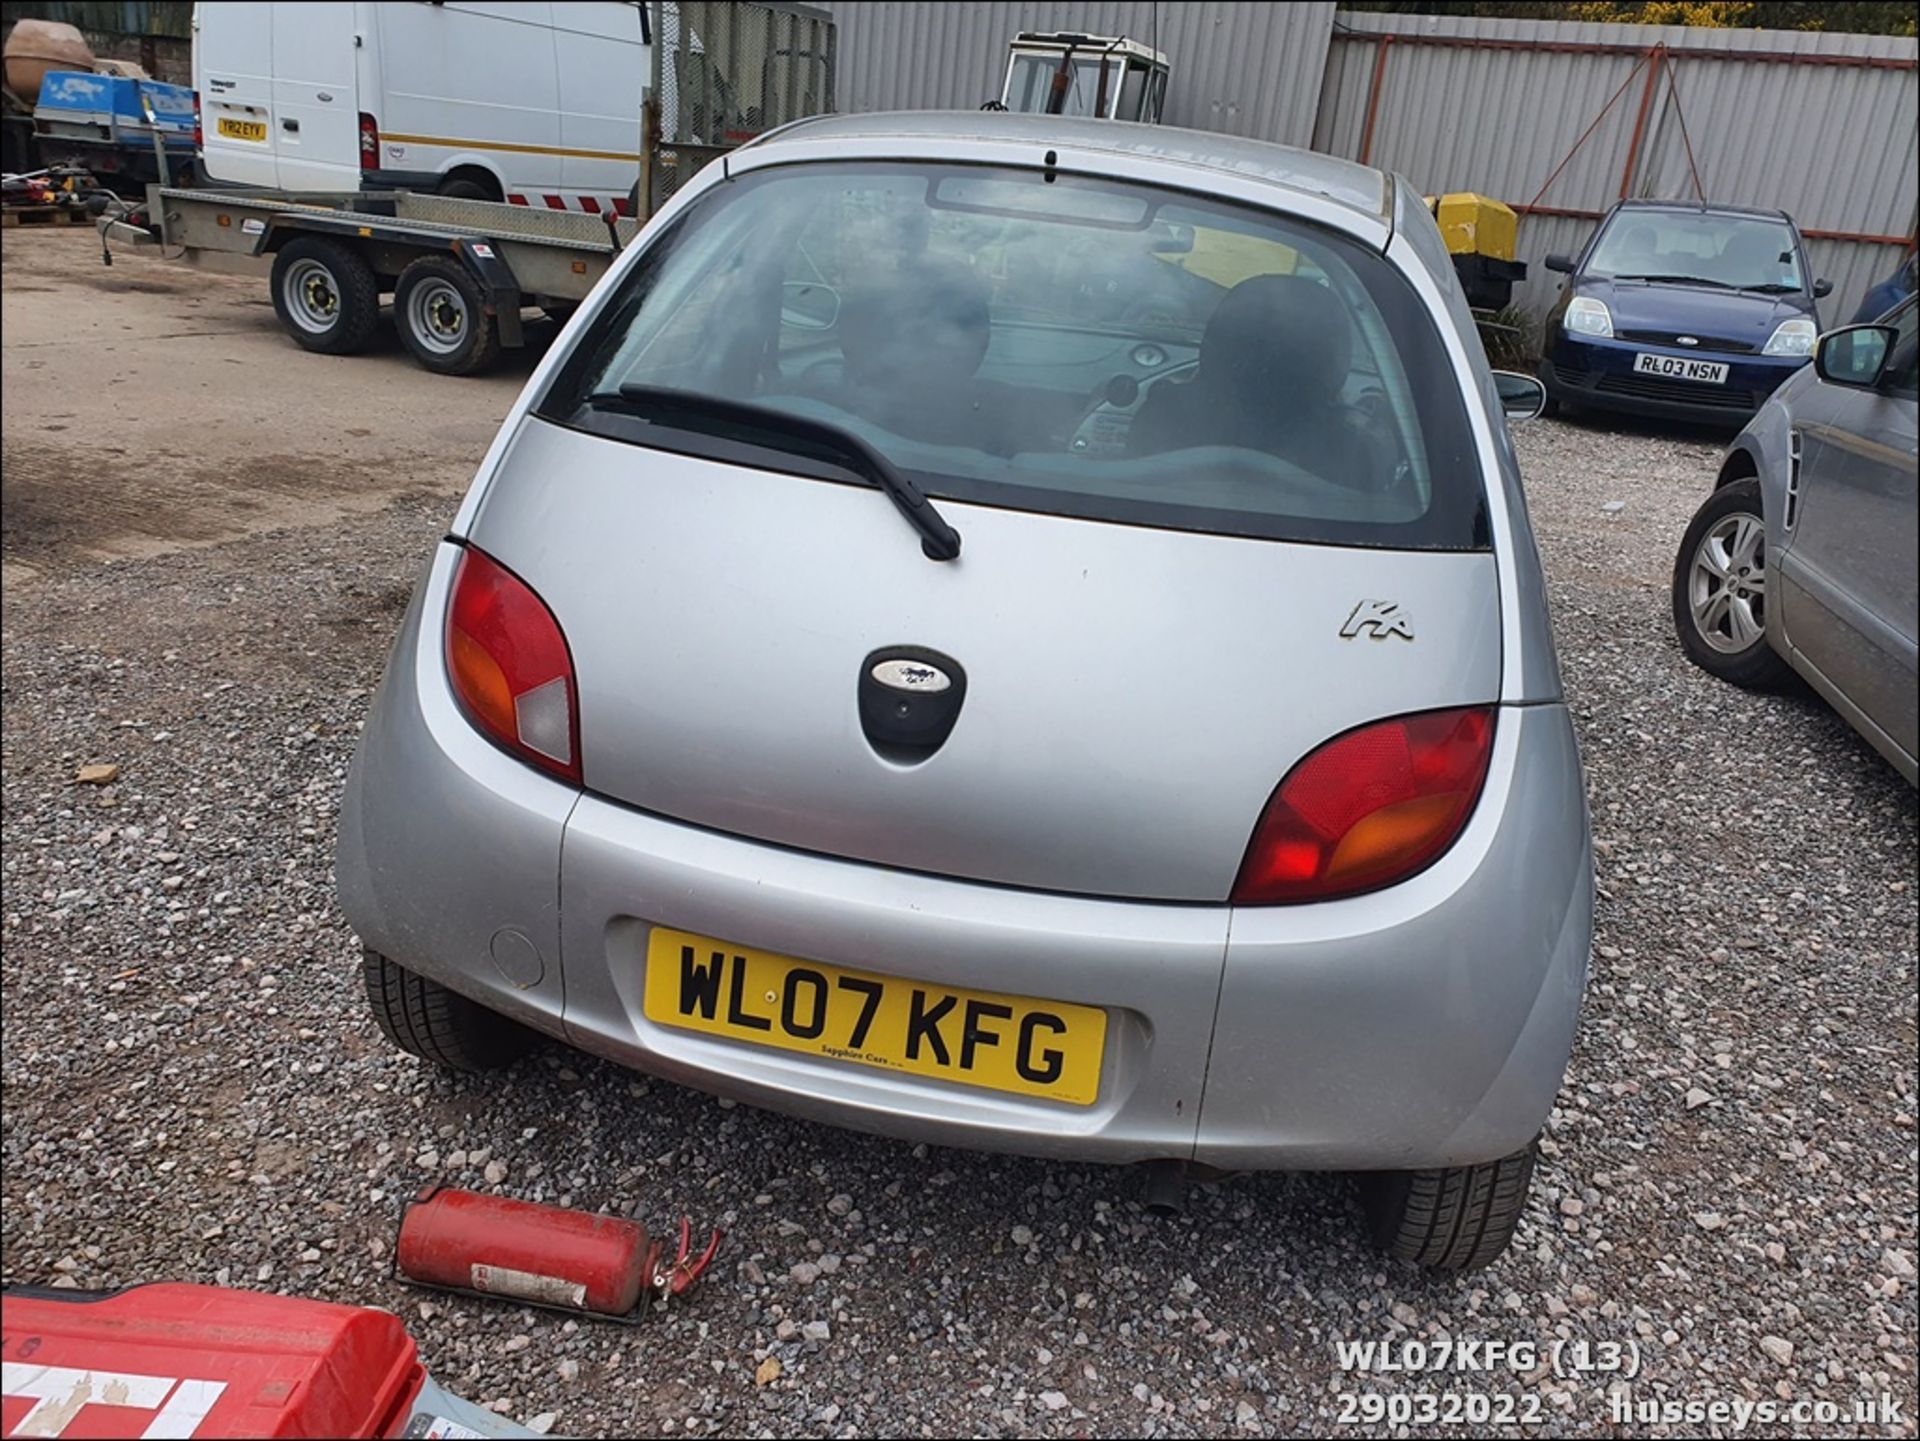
194 1 649 214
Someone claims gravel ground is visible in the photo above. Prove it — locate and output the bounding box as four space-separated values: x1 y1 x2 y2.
3 237 1915 1438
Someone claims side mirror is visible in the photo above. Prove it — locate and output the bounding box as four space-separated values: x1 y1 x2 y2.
1812 278 1833 299
1493 370 1547 422
780 280 840 331
1544 253 1575 274
1814 324 1894 389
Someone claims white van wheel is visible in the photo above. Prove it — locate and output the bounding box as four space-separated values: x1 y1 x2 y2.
437 173 499 203
395 255 501 376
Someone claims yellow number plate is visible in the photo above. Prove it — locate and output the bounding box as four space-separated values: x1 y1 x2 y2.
217 117 267 142
643 927 1107 1106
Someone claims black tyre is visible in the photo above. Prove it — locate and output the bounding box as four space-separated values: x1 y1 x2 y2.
1672 477 1792 689
1360 1142 1537 1271
436 174 498 203
269 237 380 355
1536 356 1579 419
393 254 501 376
362 947 535 1072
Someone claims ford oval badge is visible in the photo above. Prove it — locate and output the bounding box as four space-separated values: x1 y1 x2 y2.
871 658 950 694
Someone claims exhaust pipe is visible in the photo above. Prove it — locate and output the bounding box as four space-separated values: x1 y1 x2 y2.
1139 1160 1188 1217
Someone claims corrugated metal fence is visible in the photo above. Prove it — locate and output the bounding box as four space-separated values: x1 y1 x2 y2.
820 2 1337 147
823 3 1914 324
1313 12 1917 323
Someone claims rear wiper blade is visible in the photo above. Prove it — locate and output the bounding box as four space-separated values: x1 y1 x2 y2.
1614 273 1735 289
604 384 961 562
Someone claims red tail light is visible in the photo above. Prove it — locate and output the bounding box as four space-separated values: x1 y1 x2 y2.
358 112 380 170
1231 707 1495 904
446 547 580 784
192 91 202 151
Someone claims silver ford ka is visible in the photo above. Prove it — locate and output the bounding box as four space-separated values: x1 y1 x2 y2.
338 114 1593 1269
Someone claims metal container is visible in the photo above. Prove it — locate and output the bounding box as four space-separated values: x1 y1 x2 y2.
396 1187 653 1317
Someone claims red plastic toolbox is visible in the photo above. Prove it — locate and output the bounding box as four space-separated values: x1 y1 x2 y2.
2 1283 425 1438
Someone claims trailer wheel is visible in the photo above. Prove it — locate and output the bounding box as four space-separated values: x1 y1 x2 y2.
270 237 380 355
394 255 501 376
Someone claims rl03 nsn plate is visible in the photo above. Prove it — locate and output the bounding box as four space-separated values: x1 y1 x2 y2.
642 927 1107 1106
1632 352 1728 384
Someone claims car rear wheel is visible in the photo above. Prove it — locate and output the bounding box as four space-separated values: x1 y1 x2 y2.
1672 478 1792 689
1360 1141 1536 1270
394 255 501 376
269 237 380 355
362 948 535 1072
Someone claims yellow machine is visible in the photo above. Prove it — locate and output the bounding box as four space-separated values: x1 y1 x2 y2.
1427 192 1528 309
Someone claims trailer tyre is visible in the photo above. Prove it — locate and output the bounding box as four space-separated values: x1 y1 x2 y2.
394 255 501 376
270 237 380 355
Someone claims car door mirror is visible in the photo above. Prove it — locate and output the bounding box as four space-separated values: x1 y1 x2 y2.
1814 324 1894 389
1544 253 1575 274
781 281 840 331
1812 278 1833 299
1493 370 1547 422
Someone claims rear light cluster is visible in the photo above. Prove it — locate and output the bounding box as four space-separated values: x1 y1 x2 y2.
1232 707 1495 904
446 546 580 784
358 112 380 170
192 91 202 152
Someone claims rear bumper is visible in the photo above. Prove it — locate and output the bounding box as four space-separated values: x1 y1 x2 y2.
1542 333 1805 425
338 546 1591 1172
363 168 445 193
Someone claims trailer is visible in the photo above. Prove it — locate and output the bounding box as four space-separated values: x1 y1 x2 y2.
101 186 642 375
95 1 835 377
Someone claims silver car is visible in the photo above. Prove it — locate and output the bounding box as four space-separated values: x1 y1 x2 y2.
1674 294 1918 784
337 114 1593 1269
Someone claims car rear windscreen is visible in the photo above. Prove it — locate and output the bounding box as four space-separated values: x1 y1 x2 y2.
538 162 1488 550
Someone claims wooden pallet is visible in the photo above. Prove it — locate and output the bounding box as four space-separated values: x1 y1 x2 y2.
1 206 85 228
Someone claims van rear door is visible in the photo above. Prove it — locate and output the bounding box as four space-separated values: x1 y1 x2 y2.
552 1 646 212
267 2 361 190
195 1 276 186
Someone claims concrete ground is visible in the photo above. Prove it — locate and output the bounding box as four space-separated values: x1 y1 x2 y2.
2 229 538 581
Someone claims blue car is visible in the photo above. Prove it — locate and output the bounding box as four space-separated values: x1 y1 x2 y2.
1539 201 1831 426
1850 252 1916 324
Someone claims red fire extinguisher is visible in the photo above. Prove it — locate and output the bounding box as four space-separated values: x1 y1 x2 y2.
396 1188 721 1319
